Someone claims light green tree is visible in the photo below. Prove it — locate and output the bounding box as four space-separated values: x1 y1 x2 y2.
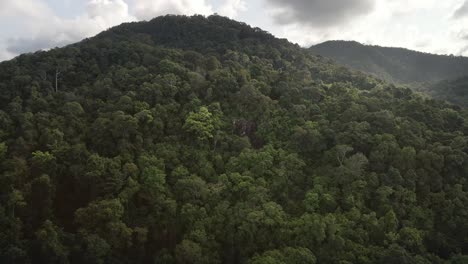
183 106 219 142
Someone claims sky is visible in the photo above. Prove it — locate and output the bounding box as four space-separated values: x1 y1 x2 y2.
1 0 468 61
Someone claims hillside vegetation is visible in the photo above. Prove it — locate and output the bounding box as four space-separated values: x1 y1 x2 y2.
309 41 468 106
416 76 468 107
309 40 468 84
1 15 468 263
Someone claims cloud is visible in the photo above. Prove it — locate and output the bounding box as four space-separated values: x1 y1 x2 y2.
456 30 468 40
0 0 52 20
265 0 376 28
1 0 228 61
86 0 135 27
0 45 15 62
385 0 436 16
6 36 71 55
263 0 467 58
133 0 213 20
458 44 468 56
414 40 431 48
453 0 468 19
1 0 135 60
218 0 247 18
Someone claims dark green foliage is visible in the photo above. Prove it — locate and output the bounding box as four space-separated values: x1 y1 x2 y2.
310 41 468 107
420 76 468 107
0 15 468 263
309 40 468 84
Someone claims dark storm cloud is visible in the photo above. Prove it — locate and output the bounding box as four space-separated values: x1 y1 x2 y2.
266 0 376 27
453 0 468 19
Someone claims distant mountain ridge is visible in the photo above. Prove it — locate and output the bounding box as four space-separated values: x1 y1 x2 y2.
309 40 468 85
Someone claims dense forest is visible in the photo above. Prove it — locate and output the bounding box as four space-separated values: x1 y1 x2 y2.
416 76 468 108
1 15 468 263
309 41 468 107
309 40 468 84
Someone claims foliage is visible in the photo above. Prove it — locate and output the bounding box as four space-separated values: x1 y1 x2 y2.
309 40 468 85
0 15 467 263
310 41 468 107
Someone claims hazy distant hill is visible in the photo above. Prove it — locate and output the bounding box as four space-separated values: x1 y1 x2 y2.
418 76 468 107
309 40 468 84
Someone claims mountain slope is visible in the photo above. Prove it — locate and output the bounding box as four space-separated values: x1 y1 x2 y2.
309 40 468 84
1 15 468 263
417 76 468 107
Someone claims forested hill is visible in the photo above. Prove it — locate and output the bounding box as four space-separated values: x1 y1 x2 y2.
418 76 468 107
309 40 468 84
96 15 289 52
1 15 468 264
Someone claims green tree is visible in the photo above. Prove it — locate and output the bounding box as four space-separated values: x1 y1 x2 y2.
184 106 219 143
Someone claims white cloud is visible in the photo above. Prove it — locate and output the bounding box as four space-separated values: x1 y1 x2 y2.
218 0 247 18
0 44 14 62
86 0 134 27
133 0 213 20
0 0 52 20
1 0 135 60
385 0 436 15
259 0 468 57
453 0 468 18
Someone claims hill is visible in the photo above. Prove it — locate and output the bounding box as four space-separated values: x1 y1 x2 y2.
416 76 468 107
309 40 468 85
1 15 468 263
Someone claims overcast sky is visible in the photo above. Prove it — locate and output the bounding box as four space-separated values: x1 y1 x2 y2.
1 0 468 61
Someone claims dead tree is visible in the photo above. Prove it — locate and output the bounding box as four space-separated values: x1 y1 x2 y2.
55 68 61 93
